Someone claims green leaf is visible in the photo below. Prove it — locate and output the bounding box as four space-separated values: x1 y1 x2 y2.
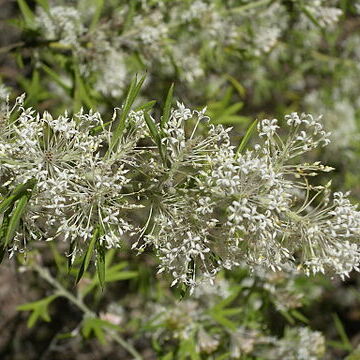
82 317 120 344
4 195 29 249
17 295 59 328
211 103 245 124
214 115 249 125
280 310 295 325
144 112 161 144
210 311 238 330
290 309 309 324
135 100 157 112
17 0 36 28
161 353 173 360
50 242 66 271
236 119 258 157
225 74 246 98
212 286 241 310
109 74 146 153
144 112 166 165
82 317 105 344
300 5 323 29
41 64 72 95
35 0 49 11
73 65 95 112
81 261 137 297
232 0 271 13
75 226 101 285
160 83 174 129
178 336 200 360
90 0 104 30
0 209 12 263
122 0 137 32
105 268 138 282
332 313 353 352
96 242 106 290
0 179 36 214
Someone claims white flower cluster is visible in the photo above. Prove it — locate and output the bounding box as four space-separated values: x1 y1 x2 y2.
140 107 360 289
31 0 345 97
0 96 145 260
146 278 325 358
266 327 325 360
302 0 343 27
1 95 360 289
37 6 85 46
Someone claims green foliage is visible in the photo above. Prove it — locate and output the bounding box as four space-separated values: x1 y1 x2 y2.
206 87 248 125
236 119 259 156
17 295 59 328
81 317 120 344
75 225 102 285
109 74 146 152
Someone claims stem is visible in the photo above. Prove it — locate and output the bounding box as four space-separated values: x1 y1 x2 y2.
33 265 143 360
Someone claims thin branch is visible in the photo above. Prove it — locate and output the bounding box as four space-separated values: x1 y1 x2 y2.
32 264 143 360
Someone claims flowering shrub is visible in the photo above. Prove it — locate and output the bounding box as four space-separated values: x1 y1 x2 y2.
1 1 360 359
1 90 359 291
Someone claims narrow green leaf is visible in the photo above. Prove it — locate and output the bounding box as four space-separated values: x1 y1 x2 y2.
73 65 95 112
328 340 352 351
35 0 49 11
232 0 271 13
90 0 104 30
41 64 72 95
213 115 249 125
50 242 66 271
219 87 233 108
0 179 36 214
160 83 174 129
110 74 146 152
235 119 258 157
280 310 295 324
122 0 136 32
161 353 173 360
96 242 106 290
332 313 353 351
17 0 36 28
219 308 242 316
0 209 12 242
291 309 309 324
4 195 29 248
144 112 161 144
225 74 246 98
135 100 157 112
105 270 138 282
81 261 136 297
212 287 241 310
0 209 12 263
300 5 323 29
144 112 167 165
178 337 200 360
75 226 100 284
210 312 237 330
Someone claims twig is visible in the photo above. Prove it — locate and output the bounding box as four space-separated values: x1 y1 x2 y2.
32 264 143 360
